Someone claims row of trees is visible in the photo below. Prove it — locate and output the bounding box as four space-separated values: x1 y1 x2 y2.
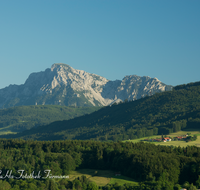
0 139 200 189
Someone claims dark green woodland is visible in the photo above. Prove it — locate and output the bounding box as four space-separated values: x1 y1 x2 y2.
0 81 200 189
0 139 200 189
2 81 200 141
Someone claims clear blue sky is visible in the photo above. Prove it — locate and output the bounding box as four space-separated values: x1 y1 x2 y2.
0 0 200 89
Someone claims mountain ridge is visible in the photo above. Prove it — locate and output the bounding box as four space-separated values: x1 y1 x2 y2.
3 81 200 141
0 63 172 108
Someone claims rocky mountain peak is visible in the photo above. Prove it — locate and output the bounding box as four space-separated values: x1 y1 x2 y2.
0 63 173 108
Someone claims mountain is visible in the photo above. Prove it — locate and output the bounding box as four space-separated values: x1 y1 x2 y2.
3 81 200 141
0 63 172 108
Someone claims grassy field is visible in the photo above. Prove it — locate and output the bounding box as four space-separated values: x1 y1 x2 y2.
124 129 200 147
0 130 17 135
0 123 19 135
68 169 139 186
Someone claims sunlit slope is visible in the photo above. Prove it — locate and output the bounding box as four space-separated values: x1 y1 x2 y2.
0 105 100 135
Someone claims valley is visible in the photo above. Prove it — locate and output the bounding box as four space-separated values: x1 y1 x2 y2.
0 72 200 189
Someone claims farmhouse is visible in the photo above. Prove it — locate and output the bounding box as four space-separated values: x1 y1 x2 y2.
175 136 187 140
176 136 183 140
163 137 171 142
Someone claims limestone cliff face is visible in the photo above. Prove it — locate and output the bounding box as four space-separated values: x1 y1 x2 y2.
0 63 172 108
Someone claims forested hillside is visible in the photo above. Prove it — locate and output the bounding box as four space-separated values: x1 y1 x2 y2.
2 81 200 141
0 139 200 189
0 105 100 134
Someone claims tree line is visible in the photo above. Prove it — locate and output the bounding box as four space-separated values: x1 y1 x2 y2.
0 139 200 189
3 81 200 141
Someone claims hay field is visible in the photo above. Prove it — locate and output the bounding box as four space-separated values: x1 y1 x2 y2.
69 169 138 186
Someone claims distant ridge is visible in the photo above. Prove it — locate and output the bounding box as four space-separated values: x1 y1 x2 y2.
173 81 200 90
0 105 100 135
0 63 172 108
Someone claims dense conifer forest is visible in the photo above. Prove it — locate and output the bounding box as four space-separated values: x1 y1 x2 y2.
0 82 200 189
0 139 200 189
3 81 200 141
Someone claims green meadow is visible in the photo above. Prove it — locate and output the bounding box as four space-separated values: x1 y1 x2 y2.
124 129 200 147
69 169 139 186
